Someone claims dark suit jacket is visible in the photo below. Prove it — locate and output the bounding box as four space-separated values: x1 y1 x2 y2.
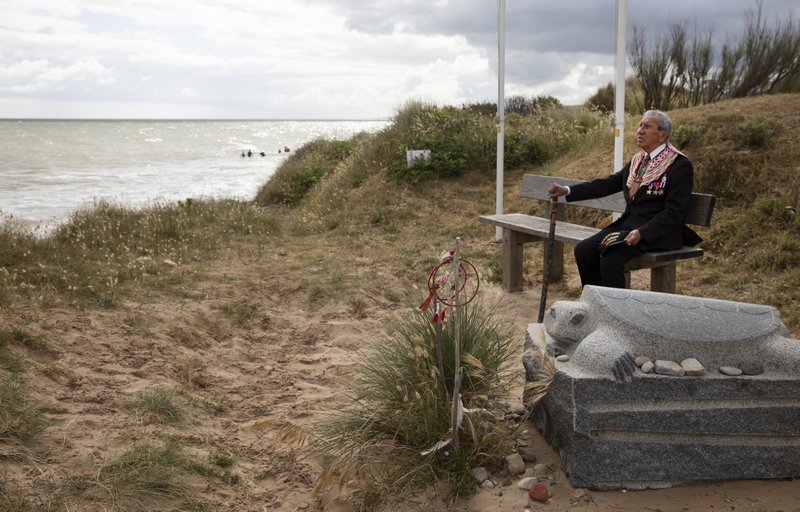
567 154 701 251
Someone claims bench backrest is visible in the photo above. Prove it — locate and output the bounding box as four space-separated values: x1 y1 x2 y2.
521 174 716 227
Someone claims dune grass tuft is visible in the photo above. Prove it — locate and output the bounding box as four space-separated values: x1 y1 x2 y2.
290 300 532 507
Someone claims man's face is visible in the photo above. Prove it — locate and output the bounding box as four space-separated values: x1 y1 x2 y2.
636 115 668 153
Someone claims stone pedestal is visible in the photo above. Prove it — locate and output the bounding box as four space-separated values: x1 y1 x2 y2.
523 286 800 490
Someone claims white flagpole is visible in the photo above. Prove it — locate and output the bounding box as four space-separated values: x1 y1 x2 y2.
613 0 627 173
496 0 506 241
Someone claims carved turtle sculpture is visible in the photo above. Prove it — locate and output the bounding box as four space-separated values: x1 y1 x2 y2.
544 285 800 382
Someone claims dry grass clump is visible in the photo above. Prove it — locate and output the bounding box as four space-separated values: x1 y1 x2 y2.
0 198 278 308
274 300 529 508
60 439 217 512
0 329 50 446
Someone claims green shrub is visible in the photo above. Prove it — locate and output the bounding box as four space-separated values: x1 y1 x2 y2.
671 123 704 149
585 82 615 113
734 116 774 149
255 138 360 206
506 134 552 168
387 104 496 183
506 94 562 115
384 102 605 183
693 152 750 200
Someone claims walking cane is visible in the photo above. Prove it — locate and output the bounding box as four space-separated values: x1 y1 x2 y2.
538 198 558 323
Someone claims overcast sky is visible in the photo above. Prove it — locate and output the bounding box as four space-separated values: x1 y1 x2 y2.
1 0 796 119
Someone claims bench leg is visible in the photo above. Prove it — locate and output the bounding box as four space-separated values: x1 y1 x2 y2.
502 229 525 292
650 263 677 293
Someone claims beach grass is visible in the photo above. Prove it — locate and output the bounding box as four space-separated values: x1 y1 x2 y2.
0 198 278 309
272 299 526 508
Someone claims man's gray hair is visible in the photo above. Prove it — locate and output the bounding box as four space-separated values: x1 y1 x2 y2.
643 109 672 141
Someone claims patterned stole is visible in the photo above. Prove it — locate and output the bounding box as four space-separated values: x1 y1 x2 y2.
626 144 684 198
628 154 650 198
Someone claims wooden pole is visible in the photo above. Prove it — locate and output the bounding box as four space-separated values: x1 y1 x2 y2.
538 199 558 323
450 237 462 451
434 299 448 400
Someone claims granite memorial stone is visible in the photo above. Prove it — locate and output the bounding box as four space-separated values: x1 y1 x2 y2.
524 285 800 490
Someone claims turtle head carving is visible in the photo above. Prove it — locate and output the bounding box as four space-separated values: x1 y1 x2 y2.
544 301 594 355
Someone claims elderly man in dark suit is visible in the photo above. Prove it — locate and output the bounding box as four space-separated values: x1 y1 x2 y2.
548 109 702 288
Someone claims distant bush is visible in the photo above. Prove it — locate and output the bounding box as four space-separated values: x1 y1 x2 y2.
734 116 774 149
671 123 704 150
384 101 606 183
585 83 615 113
628 4 800 112
464 101 497 117
506 94 562 115
386 103 496 183
584 78 644 114
463 95 563 117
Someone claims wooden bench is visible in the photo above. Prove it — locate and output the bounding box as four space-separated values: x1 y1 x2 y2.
479 174 716 293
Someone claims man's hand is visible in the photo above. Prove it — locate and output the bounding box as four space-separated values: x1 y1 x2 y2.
548 183 569 200
624 229 642 246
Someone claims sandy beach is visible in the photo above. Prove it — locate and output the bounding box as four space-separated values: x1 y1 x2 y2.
8 260 799 511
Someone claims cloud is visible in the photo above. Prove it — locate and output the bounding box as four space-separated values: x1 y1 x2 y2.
0 0 796 118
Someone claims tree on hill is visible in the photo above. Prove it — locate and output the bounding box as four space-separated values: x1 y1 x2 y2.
620 1 799 112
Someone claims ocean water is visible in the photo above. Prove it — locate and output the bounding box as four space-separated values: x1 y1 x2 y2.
0 119 389 230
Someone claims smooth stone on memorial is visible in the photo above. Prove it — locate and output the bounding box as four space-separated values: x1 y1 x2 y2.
654 360 685 376
681 358 705 376
719 366 743 376
740 361 764 375
556 354 570 362
640 361 654 374
635 355 651 367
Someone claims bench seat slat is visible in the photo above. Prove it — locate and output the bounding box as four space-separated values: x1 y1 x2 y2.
480 214 704 264
479 213 598 243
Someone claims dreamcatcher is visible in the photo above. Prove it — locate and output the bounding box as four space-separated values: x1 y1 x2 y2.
419 249 480 316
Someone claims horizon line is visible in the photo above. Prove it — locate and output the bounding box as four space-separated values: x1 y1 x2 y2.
0 117 392 122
